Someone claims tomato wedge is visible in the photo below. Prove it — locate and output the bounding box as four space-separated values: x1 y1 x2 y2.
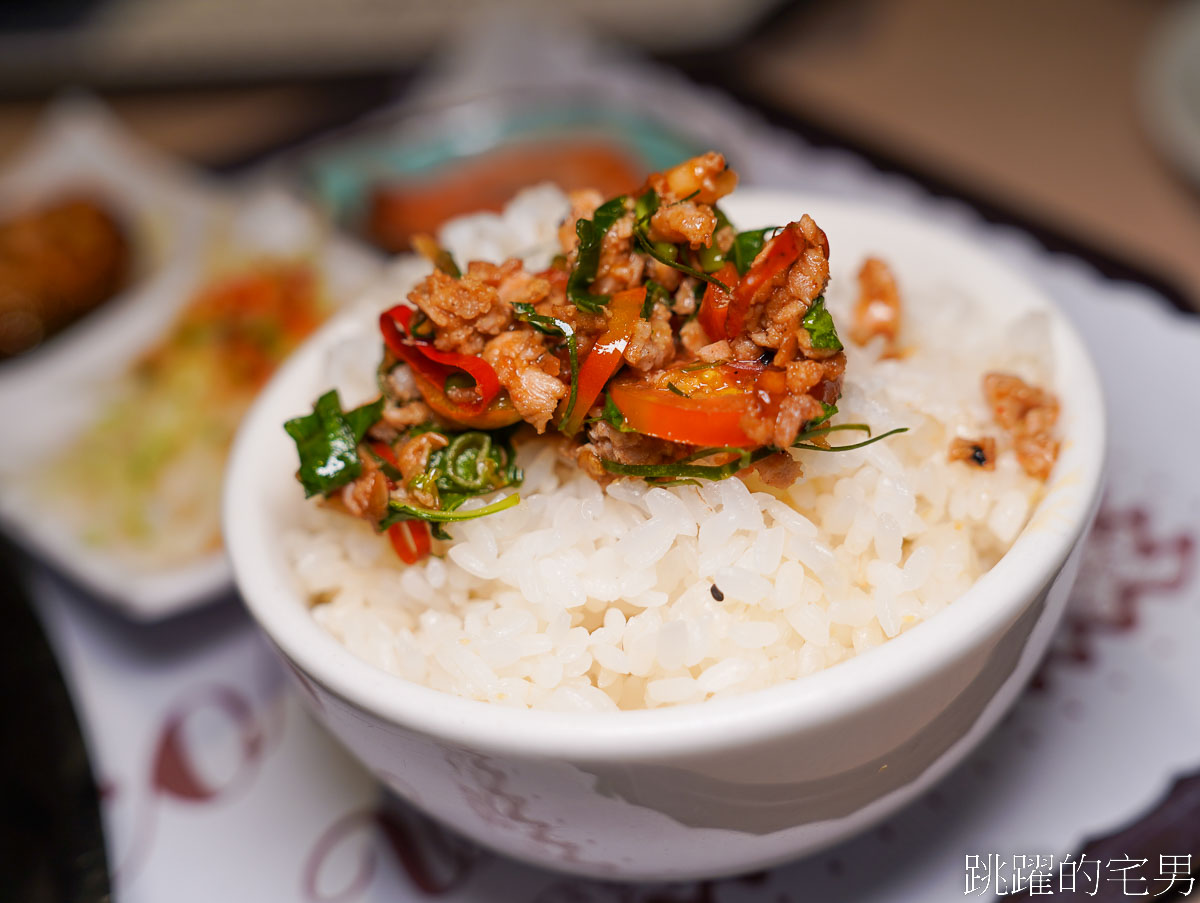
698 261 738 342
725 227 800 338
608 362 778 447
379 305 502 415
388 520 431 563
560 285 646 435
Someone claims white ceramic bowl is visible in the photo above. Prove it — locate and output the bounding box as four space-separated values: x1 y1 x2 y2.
224 192 1106 881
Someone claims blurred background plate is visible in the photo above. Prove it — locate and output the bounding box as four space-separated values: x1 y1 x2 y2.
0 99 382 621
275 88 705 255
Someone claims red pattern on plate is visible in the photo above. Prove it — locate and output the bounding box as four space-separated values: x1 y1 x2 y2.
1032 504 1196 689
302 803 480 901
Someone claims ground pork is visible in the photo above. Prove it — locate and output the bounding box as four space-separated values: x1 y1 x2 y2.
575 421 680 482
408 265 513 355
482 330 567 432
982 372 1060 480
340 451 389 522
558 188 604 254
748 451 804 488
746 216 830 356
623 303 674 371
849 257 902 353
647 201 716 249
948 436 997 471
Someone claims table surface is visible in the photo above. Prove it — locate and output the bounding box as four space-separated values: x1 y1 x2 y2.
0 0 1196 312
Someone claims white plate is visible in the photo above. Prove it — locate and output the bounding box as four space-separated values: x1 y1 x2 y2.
0 98 382 620
31 207 1200 899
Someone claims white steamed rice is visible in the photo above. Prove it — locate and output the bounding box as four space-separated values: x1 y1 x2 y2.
283 185 1054 712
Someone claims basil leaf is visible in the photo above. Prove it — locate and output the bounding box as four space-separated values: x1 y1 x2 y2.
410 426 523 512
434 249 461 279
284 391 383 498
800 297 844 351
588 392 636 433
345 398 385 443
365 447 404 483
566 195 627 313
806 402 837 430
601 448 770 483
634 189 658 222
793 427 908 452
642 280 670 318
631 190 732 294
379 492 521 529
512 301 580 430
732 227 781 276
413 234 461 278
600 423 909 485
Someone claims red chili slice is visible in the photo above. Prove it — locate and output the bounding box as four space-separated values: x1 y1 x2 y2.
388 520 431 564
698 261 738 342
411 371 522 430
379 305 502 414
725 227 800 339
559 285 647 435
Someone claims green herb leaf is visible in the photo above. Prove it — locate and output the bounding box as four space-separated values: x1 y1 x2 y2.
284 391 383 498
600 423 909 485
806 402 837 430
792 426 908 452
588 392 636 432
632 190 732 294
512 301 580 430
365 447 404 483
600 448 771 483
642 280 670 318
800 297 844 351
434 250 461 279
405 426 523 514
379 492 520 529
566 195 627 313
732 227 781 276
666 382 688 397
634 229 732 295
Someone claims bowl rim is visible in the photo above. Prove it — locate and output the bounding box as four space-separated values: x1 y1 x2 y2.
223 189 1106 761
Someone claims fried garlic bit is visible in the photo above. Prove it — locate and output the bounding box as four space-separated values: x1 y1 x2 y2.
849 257 902 354
948 436 996 471
982 372 1061 480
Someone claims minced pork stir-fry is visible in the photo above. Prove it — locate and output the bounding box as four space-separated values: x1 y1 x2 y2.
285 152 1057 563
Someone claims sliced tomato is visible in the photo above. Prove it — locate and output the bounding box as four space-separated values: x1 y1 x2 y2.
560 285 646 435
608 362 782 447
698 261 738 342
725 227 800 339
388 520 431 564
379 305 502 414
412 370 522 430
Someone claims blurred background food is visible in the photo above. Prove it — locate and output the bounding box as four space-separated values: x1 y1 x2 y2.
0 195 128 356
0 0 1196 311
40 261 326 568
